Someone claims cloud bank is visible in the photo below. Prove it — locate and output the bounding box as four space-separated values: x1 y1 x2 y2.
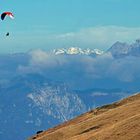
17 49 140 90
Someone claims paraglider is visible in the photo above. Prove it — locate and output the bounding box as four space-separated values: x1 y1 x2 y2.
1 12 14 20
1 12 14 37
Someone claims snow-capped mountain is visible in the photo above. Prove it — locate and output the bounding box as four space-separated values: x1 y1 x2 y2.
53 47 103 56
108 39 140 58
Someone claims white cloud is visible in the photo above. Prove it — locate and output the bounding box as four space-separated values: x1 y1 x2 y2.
49 26 140 50
29 49 68 68
17 48 140 86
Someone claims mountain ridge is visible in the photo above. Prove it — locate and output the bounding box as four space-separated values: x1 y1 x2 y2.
1 39 140 58
108 39 140 57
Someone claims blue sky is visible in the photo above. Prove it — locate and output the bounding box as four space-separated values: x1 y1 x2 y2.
0 0 140 53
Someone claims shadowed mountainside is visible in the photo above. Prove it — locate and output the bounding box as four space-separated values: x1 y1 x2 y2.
28 93 140 140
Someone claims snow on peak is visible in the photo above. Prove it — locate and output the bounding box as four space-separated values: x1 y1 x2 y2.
53 47 103 56
67 47 83 54
27 85 87 122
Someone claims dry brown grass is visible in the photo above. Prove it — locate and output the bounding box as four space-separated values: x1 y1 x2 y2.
28 93 140 140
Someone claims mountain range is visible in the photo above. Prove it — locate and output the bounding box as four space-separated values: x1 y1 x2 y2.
108 39 140 57
1 39 140 140
52 39 140 57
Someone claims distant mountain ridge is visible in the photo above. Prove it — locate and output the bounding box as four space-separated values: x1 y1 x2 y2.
108 39 140 58
52 39 140 58
2 39 140 58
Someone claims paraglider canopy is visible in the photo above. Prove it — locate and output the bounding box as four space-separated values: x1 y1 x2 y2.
1 12 14 20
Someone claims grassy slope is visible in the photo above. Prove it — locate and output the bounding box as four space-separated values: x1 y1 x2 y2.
28 93 140 140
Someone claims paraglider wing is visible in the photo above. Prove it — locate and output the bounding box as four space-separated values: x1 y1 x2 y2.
1 12 14 20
